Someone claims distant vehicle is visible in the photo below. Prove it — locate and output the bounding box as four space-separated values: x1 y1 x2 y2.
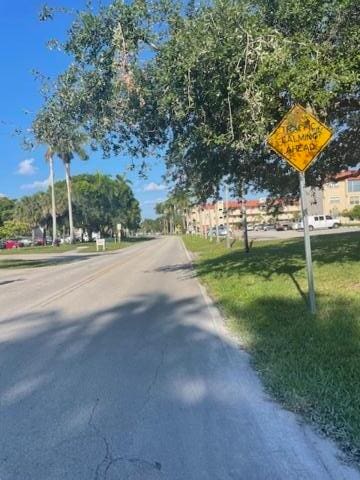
263 224 276 231
218 226 232 236
275 222 293 231
207 226 231 237
33 238 45 246
254 224 264 231
293 215 340 231
19 237 32 247
246 224 254 231
4 239 24 249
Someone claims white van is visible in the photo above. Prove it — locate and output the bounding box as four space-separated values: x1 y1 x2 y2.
293 215 340 231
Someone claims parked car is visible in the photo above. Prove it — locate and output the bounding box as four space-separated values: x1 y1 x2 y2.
275 222 293 231
254 224 264 231
4 239 24 249
33 238 45 246
263 223 276 231
18 237 32 247
246 224 254 231
293 215 340 231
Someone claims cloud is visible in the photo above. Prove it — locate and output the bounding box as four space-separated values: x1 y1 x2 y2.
0 193 6 198
21 177 50 190
17 158 37 176
144 182 167 192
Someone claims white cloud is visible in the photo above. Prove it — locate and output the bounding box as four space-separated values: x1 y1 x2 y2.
0 193 6 198
144 182 167 192
21 177 50 190
17 158 37 176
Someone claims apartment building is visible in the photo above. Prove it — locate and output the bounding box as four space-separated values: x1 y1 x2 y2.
323 171 360 217
186 170 360 233
187 198 301 234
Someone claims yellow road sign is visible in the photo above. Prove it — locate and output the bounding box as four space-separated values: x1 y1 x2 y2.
266 104 332 172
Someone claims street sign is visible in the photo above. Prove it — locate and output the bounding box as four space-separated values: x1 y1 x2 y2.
267 104 332 172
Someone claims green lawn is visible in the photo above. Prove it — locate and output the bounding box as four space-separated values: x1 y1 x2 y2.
0 237 149 256
183 232 360 463
0 238 151 269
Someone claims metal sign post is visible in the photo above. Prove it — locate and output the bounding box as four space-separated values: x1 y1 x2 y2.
299 172 316 314
266 104 333 314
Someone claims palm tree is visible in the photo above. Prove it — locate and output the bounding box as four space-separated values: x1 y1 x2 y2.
56 132 88 243
45 147 57 245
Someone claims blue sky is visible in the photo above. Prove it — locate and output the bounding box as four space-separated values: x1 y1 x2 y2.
0 1 168 218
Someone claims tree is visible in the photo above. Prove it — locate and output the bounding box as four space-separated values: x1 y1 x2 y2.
141 218 162 234
38 0 360 200
14 173 141 240
0 220 30 239
15 194 47 241
343 205 360 221
32 65 92 243
0 197 15 227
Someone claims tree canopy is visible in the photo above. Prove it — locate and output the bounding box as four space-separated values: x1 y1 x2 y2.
37 0 359 199
14 173 141 236
0 197 16 227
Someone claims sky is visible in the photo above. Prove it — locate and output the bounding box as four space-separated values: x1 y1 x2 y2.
0 1 168 218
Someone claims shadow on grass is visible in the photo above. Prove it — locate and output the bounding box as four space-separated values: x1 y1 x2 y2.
221 293 360 461
193 231 360 303
0 255 93 270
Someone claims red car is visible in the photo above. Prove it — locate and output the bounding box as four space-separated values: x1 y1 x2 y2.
4 239 24 249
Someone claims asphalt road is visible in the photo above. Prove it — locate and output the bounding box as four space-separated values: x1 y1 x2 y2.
0 237 359 480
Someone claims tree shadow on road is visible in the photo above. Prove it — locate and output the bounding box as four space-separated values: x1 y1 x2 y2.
2 291 359 479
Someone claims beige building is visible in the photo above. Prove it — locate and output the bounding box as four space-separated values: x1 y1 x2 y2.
187 198 301 234
322 171 360 218
186 170 360 233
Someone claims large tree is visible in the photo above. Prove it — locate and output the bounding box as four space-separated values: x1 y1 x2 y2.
32 72 89 243
0 197 16 227
39 0 360 199
15 173 141 239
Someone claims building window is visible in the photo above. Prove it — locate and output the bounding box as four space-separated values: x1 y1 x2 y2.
328 182 339 188
348 180 360 193
350 197 360 205
329 197 340 204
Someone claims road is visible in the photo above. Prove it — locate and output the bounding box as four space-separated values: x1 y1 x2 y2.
0 237 359 480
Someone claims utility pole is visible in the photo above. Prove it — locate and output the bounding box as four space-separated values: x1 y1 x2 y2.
225 184 230 248
299 172 316 314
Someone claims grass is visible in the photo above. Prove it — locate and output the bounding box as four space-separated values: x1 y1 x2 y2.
0 237 151 269
0 237 150 256
183 232 360 463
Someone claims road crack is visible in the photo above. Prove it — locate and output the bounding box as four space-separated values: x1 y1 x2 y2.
88 398 162 479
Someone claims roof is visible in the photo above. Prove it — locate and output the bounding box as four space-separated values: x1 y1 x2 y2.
332 170 360 182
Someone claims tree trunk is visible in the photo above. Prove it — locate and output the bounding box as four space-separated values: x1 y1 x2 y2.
49 155 57 245
64 161 74 243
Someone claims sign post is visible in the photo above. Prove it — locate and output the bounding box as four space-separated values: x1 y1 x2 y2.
267 104 333 314
299 172 316 314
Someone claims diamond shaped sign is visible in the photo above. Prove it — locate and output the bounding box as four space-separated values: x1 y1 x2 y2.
267 104 332 172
